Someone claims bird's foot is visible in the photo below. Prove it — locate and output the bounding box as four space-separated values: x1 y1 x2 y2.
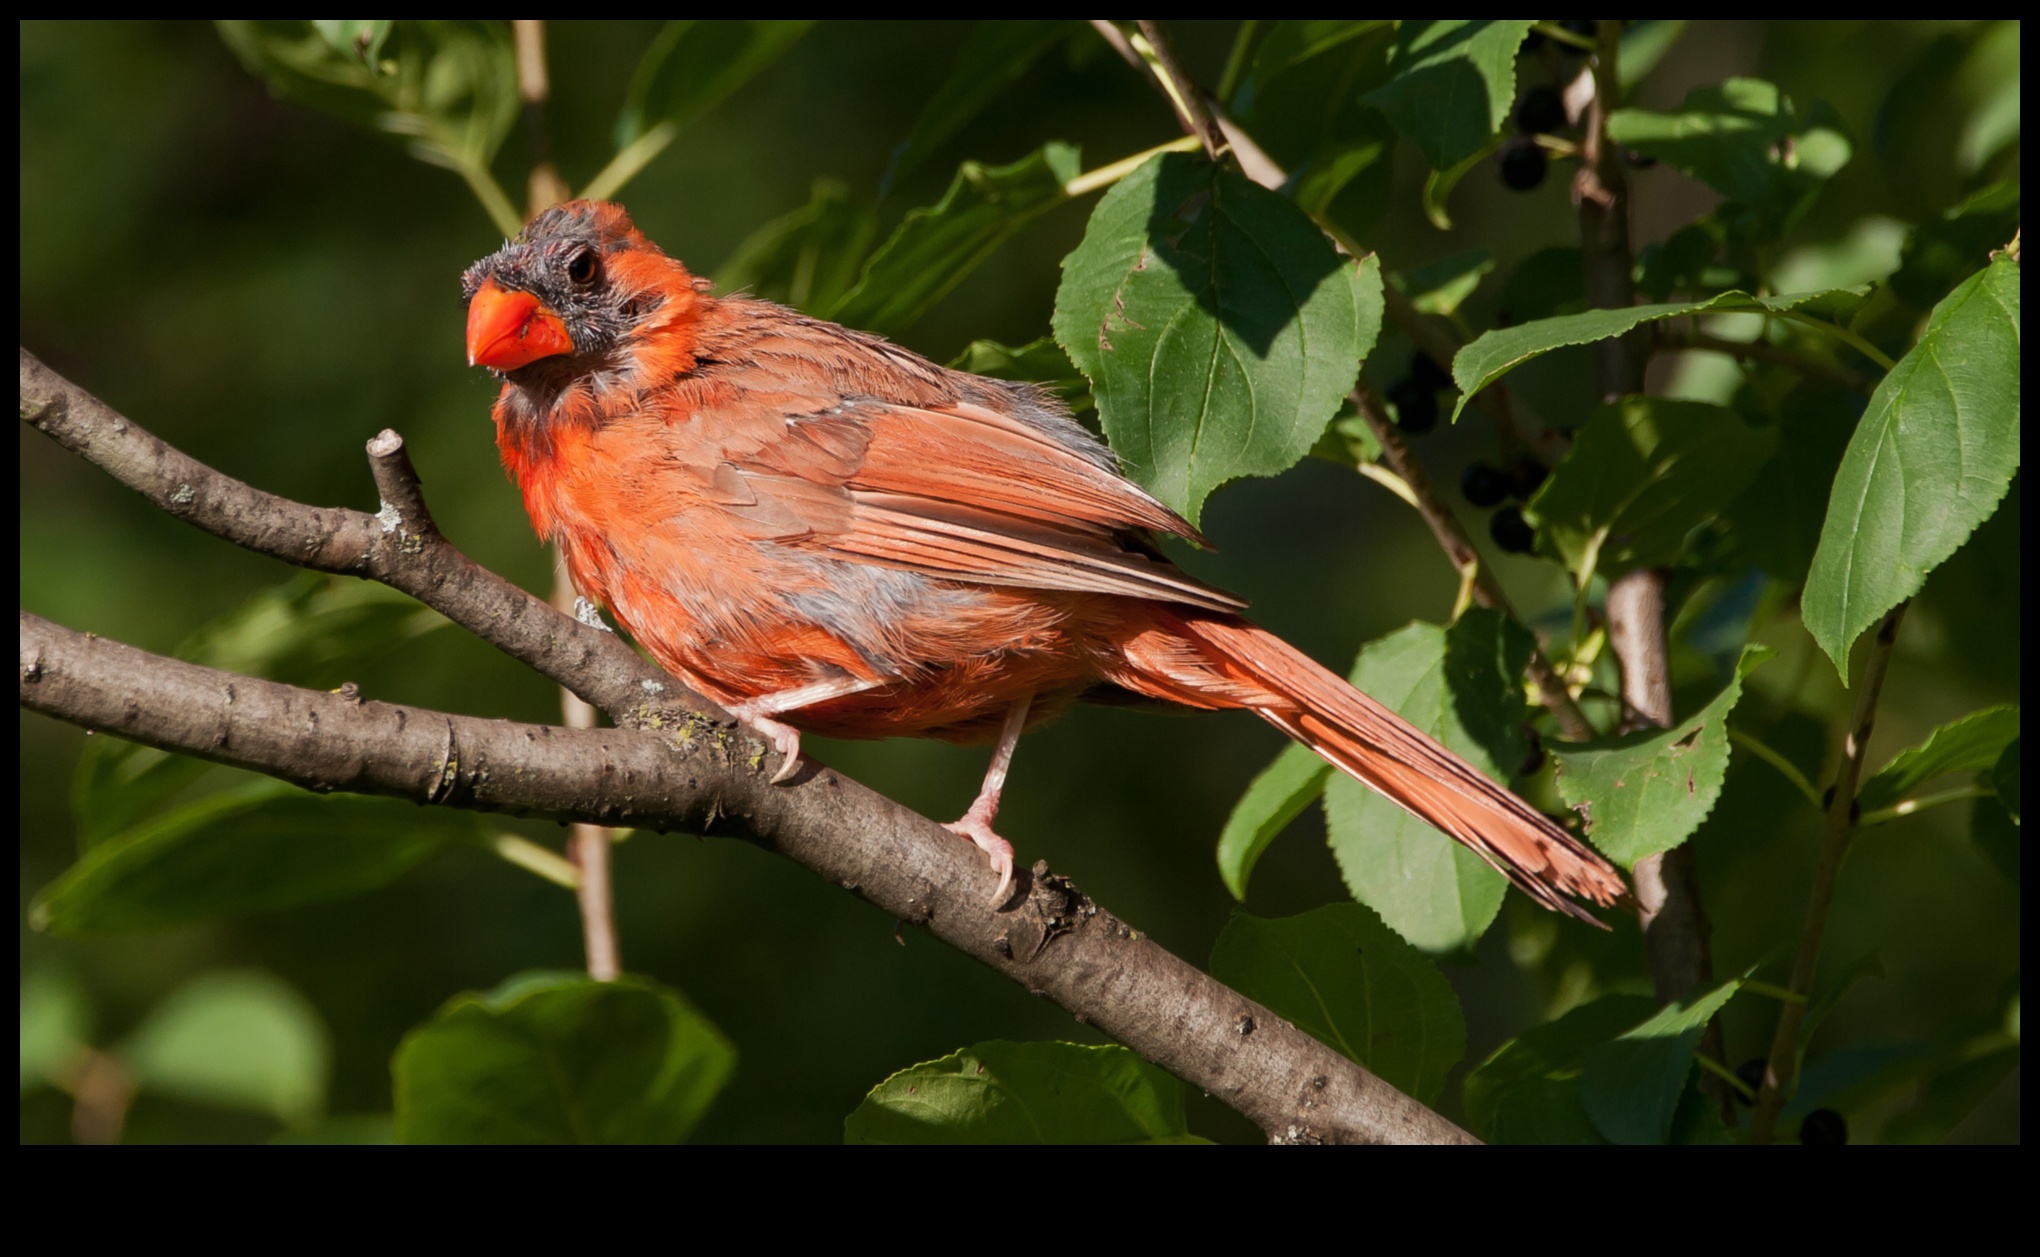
724 700 804 784
943 803 1016 903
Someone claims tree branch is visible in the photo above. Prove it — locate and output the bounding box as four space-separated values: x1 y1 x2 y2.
1750 602 1908 1143
1660 329 1875 395
1574 25 1726 1103
19 350 1475 1145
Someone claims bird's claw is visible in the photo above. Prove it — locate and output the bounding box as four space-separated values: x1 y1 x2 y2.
943 809 1016 903
727 702 804 785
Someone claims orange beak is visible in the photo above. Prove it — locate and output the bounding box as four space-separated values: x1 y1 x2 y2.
466 277 574 370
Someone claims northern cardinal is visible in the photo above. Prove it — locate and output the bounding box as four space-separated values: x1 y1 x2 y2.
463 200 1627 920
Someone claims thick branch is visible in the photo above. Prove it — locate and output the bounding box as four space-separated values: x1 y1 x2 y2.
1750 603 1908 1143
20 350 1474 1144
21 611 1472 1145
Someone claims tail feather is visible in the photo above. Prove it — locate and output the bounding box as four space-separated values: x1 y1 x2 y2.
1114 610 1629 924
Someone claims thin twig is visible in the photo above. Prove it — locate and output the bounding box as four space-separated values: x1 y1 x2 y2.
1352 384 1593 741
512 20 570 216
20 350 1476 1144
1133 21 1227 161
1576 23 1726 1107
1751 602 1909 1143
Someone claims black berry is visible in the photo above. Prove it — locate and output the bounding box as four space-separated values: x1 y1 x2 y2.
1515 86 1566 136
1498 137 1548 191
1734 1058 1768 1105
1510 457 1550 499
1461 462 1512 508
1621 145 1658 169
1409 351 1450 392
1387 378 1438 435
1798 1108 1848 1146
1490 505 1536 554
1518 731 1547 777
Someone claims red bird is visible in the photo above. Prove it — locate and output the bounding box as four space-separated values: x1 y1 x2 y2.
463 201 1627 919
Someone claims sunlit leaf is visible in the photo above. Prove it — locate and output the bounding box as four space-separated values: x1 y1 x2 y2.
1552 648 1773 867
20 966 93 1091
1451 287 1868 420
1362 20 1535 171
1209 904 1465 1102
1054 154 1375 525
1607 77 1851 234
1859 705 2019 811
393 972 735 1144
1580 977 1742 1145
1528 398 1777 580
844 1042 1193 1144
1324 612 1534 952
1805 256 2020 677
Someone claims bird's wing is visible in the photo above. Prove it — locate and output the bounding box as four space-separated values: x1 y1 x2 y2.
715 398 1245 613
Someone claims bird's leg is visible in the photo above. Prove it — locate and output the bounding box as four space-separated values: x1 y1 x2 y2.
726 676 881 784
943 693 1033 902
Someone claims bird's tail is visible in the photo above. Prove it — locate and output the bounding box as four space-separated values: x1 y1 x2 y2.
1105 608 1629 924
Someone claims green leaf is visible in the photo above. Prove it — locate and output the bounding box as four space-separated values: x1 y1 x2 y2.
309 20 391 68
34 783 461 935
1450 287 1867 420
881 21 1077 193
1993 737 2020 822
1216 743 1330 900
1208 904 1465 1103
1463 994 1656 1143
1361 20 1535 171
1607 77 1851 234
1859 705 2020 811
1873 23 2022 221
1890 181 2020 310
393 972 735 1144
1054 153 1375 526
216 21 516 187
844 1042 1192 1144
123 970 329 1126
1725 384 1861 583
614 20 813 146
1804 256 2021 677
1324 611 1534 952
831 143 1080 338
1580 977 1743 1145
1396 248 1494 317
1617 21 1686 89
20 965 93 1091
948 337 1093 415
714 178 878 315
1553 647 1772 867
1229 22 1398 235
1528 398 1778 580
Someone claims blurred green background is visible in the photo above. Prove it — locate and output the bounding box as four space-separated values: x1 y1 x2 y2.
21 21 2018 1142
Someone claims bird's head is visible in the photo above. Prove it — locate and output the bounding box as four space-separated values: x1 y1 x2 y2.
461 200 703 381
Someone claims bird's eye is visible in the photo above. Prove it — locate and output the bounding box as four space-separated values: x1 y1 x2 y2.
566 248 599 286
